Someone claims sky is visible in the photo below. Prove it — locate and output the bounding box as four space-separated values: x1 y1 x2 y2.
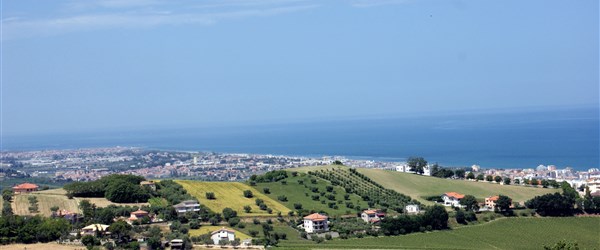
1 0 598 136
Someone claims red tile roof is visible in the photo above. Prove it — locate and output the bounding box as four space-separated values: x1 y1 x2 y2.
444 192 465 199
487 196 499 201
131 209 148 215
12 183 39 190
304 213 328 221
211 227 236 235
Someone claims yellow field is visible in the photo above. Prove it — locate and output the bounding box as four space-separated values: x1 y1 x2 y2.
9 189 148 217
176 180 290 217
0 243 85 250
189 226 252 240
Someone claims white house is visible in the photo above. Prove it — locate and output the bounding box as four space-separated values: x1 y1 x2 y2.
173 200 201 214
303 213 329 233
405 204 420 214
81 224 109 236
396 164 431 176
442 192 465 207
211 227 236 245
360 209 385 223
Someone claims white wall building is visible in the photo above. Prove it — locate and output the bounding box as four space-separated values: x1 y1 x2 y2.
361 209 385 223
303 213 329 233
405 204 421 214
211 228 235 245
442 192 465 207
173 200 201 214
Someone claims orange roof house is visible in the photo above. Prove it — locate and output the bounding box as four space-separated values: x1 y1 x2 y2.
444 192 465 199
303 213 329 233
12 183 39 193
303 213 328 221
442 192 466 207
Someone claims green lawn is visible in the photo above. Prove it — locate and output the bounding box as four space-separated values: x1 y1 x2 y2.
278 217 600 249
357 168 554 204
254 172 368 216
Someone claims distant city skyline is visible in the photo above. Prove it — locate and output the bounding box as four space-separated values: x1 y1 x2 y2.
2 0 598 135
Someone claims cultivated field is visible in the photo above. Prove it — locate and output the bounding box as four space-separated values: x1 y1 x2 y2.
254 172 368 216
9 188 148 217
176 180 290 217
279 217 600 249
357 168 555 204
189 226 252 240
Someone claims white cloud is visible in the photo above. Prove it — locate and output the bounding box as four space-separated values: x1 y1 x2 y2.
2 3 319 40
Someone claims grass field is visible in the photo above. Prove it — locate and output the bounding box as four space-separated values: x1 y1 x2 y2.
357 168 554 204
189 226 252 240
278 217 600 249
176 180 291 217
8 188 148 217
254 172 368 216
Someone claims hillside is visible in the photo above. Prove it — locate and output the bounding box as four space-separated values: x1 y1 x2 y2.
253 171 369 216
176 180 291 217
279 217 600 249
356 168 554 204
9 188 148 216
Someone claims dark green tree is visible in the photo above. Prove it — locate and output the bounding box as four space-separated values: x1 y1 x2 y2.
459 195 479 211
407 157 427 175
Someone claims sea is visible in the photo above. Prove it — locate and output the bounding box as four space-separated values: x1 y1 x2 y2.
2 106 599 171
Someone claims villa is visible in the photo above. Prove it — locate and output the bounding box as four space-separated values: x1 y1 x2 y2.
442 192 465 207
211 227 236 245
12 183 39 194
361 209 385 223
303 213 329 233
173 200 201 214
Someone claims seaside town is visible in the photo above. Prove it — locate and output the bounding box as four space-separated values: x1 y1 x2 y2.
1 147 599 196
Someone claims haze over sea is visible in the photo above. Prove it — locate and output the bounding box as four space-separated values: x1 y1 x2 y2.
3 106 598 171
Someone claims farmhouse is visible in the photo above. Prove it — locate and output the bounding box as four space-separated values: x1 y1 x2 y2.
361 209 385 223
128 209 150 223
81 224 109 235
211 227 236 245
140 181 156 191
485 196 499 210
442 192 465 207
303 213 329 233
170 239 184 250
405 204 421 214
173 200 201 214
53 209 80 222
12 182 39 194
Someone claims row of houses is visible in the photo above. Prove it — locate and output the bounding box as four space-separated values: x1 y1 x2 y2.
442 192 506 210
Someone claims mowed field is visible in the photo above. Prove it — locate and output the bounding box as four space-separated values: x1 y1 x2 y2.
189 226 252 240
9 189 148 217
357 168 554 204
279 217 600 249
176 180 290 217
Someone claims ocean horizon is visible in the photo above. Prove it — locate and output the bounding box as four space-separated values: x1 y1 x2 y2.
2 106 598 171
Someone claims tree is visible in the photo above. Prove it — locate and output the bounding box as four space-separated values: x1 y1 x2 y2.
243 190 253 198
50 206 60 213
28 196 39 213
543 240 579 250
503 177 511 185
486 175 493 182
494 176 502 183
454 169 466 179
2 189 13 202
541 179 550 188
466 172 475 180
109 220 132 243
476 174 484 181
147 236 162 250
514 179 520 185
459 195 479 211
455 210 466 224
422 205 448 230
263 187 270 194
2 202 13 216
496 195 512 212
206 192 216 200
222 208 238 220
407 157 427 175
243 205 252 213
104 180 149 203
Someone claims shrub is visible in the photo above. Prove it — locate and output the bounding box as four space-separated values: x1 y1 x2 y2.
243 190 253 198
263 188 270 194
205 192 216 200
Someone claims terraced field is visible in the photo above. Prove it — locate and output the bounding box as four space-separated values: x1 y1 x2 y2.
357 168 554 204
279 217 600 249
176 180 290 217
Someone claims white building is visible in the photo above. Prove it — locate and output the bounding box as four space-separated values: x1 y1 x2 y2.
442 192 465 207
361 209 385 223
81 224 109 236
303 213 329 233
173 200 201 214
405 204 420 214
211 227 236 245
396 164 431 176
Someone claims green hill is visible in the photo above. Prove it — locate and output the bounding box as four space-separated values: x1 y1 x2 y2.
357 168 555 204
253 171 369 216
279 217 600 249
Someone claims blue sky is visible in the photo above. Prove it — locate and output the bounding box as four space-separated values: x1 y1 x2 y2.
2 0 598 135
